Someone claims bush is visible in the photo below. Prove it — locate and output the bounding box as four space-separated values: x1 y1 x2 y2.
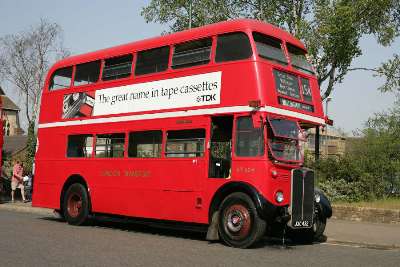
318 178 364 202
306 154 390 202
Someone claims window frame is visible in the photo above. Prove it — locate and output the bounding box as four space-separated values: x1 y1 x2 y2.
94 133 126 158
286 43 315 75
66 134 94 158
234 116 265 158
134 46 170 76
48 66 74 91
171 37 213 70
215 31 253 63
252 32 288 66
101 53 134 82
128 130 163 158
267 116 302 140
165 128 206 158
73 60 102 87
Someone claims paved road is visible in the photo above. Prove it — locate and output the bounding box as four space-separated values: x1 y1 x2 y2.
0 210 399 267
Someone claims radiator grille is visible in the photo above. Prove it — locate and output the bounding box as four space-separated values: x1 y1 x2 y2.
290 169 314 229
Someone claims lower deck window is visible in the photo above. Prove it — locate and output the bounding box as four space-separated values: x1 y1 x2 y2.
166 129 205 157
67 135 93 158
128 130 162 158
95 133 125 158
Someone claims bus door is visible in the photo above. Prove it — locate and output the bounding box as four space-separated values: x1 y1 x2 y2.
208 116 233 178
161 127 207 222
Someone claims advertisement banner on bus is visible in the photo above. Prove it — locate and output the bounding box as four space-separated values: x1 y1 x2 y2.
90 71 222 117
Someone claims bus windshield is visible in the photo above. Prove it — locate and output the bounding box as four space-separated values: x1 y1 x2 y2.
269 140 301 162
268 117 301 139
267 117 302 162
287 44 314 75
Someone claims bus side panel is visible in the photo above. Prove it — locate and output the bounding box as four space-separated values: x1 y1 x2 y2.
89 158 165 219
32 128 66 209
31 161 62 209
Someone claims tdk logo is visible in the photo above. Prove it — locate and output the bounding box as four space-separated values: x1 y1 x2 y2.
196 94 216 102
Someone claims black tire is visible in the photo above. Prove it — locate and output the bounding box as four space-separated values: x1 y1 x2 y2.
62 183 90 225
218 192 266 248
312 210 327 241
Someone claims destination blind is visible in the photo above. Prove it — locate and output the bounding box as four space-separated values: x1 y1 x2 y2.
273 69 300 99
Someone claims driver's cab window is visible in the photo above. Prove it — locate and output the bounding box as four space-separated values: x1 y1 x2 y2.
266 117 302 162
235 116 264 157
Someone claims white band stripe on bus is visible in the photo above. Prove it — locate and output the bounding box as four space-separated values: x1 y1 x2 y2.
38 105 325 129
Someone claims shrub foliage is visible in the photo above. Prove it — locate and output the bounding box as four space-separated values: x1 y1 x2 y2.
307 102 400 202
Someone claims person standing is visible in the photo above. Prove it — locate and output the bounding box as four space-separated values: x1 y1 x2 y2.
11 160 26 203
298 129 309 161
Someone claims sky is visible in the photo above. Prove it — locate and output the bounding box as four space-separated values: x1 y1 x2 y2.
0 0 398 134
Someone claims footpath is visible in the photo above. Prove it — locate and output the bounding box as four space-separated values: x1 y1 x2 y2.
0 201 399 250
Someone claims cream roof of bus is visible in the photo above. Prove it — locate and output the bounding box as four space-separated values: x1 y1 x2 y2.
50 19 305 70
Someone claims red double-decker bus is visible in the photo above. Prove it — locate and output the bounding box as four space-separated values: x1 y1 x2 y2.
0 96 2 169
33 19 332 248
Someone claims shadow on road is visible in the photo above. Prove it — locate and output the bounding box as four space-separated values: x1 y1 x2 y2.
255 235 328 250
39 215 327 249
40 215 207 242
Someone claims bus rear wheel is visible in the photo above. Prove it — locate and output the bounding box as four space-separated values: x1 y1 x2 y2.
218 192 266 248
63 183 90 225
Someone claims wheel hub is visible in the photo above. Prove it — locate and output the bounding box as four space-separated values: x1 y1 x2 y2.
67 193 82 218
224 204 251 239
227 212 244 232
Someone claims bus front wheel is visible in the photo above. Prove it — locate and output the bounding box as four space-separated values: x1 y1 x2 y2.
63 183 90 225
218 192 266 248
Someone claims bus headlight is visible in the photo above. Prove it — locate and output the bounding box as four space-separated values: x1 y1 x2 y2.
314 193 321 203
275 191 284 203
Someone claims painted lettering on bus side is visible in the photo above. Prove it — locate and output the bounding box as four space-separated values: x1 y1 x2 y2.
124 170 150 177
101 169 150 177
101 170 121 177
236 166 256 174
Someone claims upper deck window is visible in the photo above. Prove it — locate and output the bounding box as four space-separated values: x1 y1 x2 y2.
135 46 170 76
215 32 252 63
74 60 101 86
172 38 212 69
102 54 133 81
253 32 287 66
49 67 73 90
287 44 314 75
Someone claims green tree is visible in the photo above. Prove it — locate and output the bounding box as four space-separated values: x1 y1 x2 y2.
376 54 400 92
142 0 400 100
